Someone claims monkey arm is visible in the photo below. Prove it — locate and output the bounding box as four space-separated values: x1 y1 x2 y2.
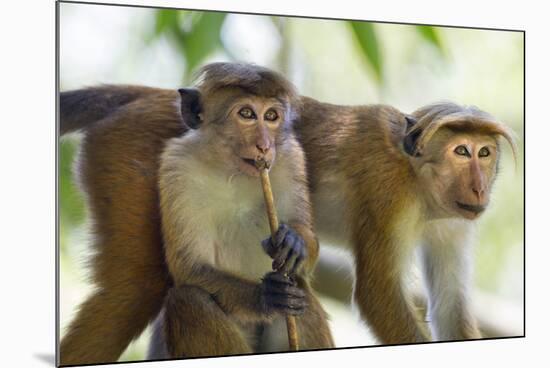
353 228 431 344
168 262 309 324
287 221 319 277
160 223 267 324
162 224 306 324
420 220 482 341
182 264 274 323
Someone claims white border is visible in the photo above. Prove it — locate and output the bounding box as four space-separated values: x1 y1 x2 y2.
2 1 547 367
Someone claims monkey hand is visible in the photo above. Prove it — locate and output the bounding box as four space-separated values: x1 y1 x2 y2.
261 223 307 276
260 272 307 316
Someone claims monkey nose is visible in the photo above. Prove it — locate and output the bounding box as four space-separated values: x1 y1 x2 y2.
472 187 485 201
256 143 270 155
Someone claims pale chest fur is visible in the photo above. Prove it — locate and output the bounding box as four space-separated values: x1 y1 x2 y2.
170 154 296 281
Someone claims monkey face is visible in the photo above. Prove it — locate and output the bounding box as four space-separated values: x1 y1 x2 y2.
416 130 499 220
192 63 298 178
221 96 288 177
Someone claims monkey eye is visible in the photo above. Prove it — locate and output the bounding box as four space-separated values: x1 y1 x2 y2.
478 147 491 158
238 107 255 119
264 109 279 122
454 145 471 157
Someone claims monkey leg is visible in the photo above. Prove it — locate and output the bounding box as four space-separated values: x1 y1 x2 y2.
60 277 167 365
160 285 253 358
60 199 170 366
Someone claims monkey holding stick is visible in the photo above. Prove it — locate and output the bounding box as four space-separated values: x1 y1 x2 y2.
145 63 333 358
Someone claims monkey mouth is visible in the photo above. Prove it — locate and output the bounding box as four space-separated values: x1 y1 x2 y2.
241 157 272 170
241 158 257 168
238 157 265 177
456 202 486 215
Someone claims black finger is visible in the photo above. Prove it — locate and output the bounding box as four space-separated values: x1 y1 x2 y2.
261 237 276 257
272 223 290 248
263 271 295 285
272 242 292 271
267 292 307 309
263 272 301 293
277 232 302 273
272 300 308 315
281 247 299 275
265 282 306 299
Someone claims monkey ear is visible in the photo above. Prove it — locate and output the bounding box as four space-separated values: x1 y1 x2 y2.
178 88 203 129
403 116 422 157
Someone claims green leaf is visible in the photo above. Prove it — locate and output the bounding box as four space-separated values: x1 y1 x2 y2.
349 21 383 83
154 9 180 37
147 10 227 82
416 26 445 55
142 9 186 45
180 12 227 76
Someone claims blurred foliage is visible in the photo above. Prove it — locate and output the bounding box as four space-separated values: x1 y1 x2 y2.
59 138 85 252
349 22 382 83
150 10 226 82
147 10 445 85
349 23 444 83
416 25 445 54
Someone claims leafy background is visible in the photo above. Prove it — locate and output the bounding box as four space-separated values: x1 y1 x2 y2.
59 3 524 362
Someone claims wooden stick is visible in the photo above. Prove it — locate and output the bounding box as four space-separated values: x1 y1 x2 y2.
256 160 299 351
